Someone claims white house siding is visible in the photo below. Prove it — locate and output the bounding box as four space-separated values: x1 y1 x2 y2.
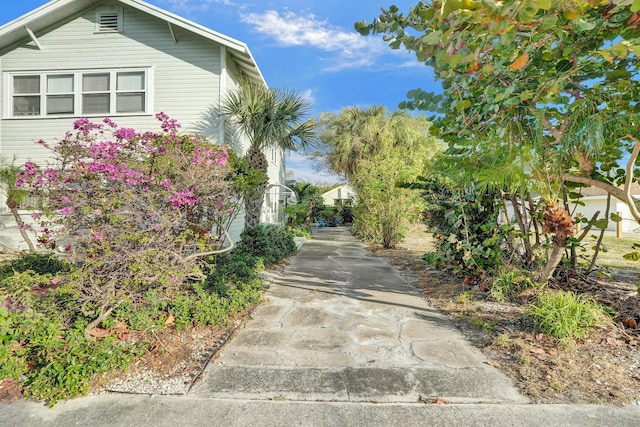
0 4 222 166
571 196 639 234
322 185 356 207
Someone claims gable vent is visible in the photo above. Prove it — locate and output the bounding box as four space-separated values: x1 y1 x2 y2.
99 12 119 31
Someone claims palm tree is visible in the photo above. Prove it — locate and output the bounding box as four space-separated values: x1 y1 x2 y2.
222 79 316 228
0 159 37 253
322 106 388 179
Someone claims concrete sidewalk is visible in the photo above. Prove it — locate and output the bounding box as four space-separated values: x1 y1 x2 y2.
1 226 639 426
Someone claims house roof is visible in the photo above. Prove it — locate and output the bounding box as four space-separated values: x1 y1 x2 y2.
0 0 265 84
575 182 640 197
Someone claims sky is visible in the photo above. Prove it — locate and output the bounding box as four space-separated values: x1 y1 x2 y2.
0 0 440 185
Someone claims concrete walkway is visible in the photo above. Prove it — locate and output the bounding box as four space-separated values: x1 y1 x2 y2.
193 227 525 404
1 227 639 426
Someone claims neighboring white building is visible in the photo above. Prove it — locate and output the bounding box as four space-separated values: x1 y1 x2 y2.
0 0 285 248
501 184 640 235
322 184 356 207
568 184 640 234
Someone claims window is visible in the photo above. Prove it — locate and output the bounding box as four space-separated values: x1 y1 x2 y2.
6 69 151 118
47 75 74 115
82 73 110 114
116 72 145 113
13 75 40 116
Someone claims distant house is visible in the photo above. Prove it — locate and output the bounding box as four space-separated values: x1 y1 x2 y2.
0 0 285 248
501 184 640 235
322 184 356 207
569 184 640 234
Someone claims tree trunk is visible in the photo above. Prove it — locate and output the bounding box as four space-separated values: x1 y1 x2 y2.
6 198 37 254
244 182 266 229
538 236 567 284
510 193 533 266
537 202 574 284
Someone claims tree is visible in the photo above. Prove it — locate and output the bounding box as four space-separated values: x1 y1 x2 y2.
289 182 324 224
222 80 316 228
319 106 442 248
18 115 239 338
358 0 640 280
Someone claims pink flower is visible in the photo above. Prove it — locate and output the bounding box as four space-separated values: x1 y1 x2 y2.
50 277 60 285
31 212 40 220
64 245 72 252
59 206 73 215
94 209 102 215
115 127 138 140
92 231 104 240
60 196 70 203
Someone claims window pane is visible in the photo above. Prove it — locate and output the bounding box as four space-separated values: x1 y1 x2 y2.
117 72 144 91
14 76 40 94
47 75 73 94
116 93 144 113
47 95 74 115
83 74 109 92
13 96 41 116
83 94 110 114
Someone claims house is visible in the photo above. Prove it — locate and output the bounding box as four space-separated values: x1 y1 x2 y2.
569 184 640 234
0 0 286 248
321 184 355 207
501 184 640 235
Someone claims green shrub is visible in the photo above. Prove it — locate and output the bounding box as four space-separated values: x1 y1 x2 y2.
0 254 70 280
528 290 612 341
287 225 312 239
235 224 297 265
490 270 536 302
0 297 137 407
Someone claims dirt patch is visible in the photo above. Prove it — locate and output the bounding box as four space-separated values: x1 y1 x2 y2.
369 227 640 405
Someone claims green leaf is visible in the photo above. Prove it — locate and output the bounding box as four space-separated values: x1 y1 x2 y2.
567 191 583 199
423 30 443 46
633 0 640 13
623 251 640 261
456 99 472 111
594 218 609 229
535 0 552 10
575 19 596 32
518 4 539 22
598 51 614 63
611 43 628 59
448 53 463 68
611 212 623 222
610 10 632 24
354 21 370 36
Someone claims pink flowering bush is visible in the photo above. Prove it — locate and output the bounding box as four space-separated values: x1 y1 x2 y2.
17 114 241 337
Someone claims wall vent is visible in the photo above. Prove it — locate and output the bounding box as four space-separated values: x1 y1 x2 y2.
96 8 122 33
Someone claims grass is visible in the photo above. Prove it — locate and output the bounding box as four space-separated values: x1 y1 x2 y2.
582 233 640 269
527 290 611 341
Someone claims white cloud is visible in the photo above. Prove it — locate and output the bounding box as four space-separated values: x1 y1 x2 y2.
286 151 341 185
240 10 387 71
300 88 316 105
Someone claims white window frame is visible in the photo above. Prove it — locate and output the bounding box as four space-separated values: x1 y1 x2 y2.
4 68 154 119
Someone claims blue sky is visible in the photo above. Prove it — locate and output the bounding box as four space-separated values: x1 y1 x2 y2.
1 0 439 184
